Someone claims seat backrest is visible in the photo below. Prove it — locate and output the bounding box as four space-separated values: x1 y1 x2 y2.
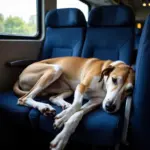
41 8 86 59
135 28 142 50
81 5 135 65
131 14 150 150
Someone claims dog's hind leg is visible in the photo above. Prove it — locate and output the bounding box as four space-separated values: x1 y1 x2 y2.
49 90 73 109
18 67 62 116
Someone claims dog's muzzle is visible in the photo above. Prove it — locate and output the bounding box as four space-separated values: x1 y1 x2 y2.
105 101 116 112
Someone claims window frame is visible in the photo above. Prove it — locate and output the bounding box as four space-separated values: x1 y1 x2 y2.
80 0 91 13
0 0 42 40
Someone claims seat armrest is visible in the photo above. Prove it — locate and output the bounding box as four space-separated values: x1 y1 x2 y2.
122 96 132 145
6 59 37 68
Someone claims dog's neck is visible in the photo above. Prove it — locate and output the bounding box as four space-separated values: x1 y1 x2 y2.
102 76 108 92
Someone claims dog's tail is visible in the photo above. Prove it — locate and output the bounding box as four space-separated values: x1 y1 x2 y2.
13 81 28 96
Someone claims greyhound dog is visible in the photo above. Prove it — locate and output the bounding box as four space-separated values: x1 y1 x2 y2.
13 57 135 150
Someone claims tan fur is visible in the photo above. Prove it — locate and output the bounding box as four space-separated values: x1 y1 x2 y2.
77 84 87 94
13 57 104 97
13 56 134 105
102 60 113 71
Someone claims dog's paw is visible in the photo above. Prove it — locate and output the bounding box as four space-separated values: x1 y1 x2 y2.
61 101 71 110
50 132 69 150
37 103 56 116
17 97 26 105
53 110 66 129
53 108 73 129
49 96 71 110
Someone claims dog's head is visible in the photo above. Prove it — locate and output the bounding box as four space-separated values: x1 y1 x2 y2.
100 61 135 113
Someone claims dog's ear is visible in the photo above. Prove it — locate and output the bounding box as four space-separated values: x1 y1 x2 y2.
99 65 115 82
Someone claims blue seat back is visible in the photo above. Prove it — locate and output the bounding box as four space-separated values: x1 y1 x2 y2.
81 5 135 65
131 14 150 150
41 8 86 59
135 28 142 50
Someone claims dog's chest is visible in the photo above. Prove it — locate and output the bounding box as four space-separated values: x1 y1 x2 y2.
67 79 80 90
85 86 106 99
85 76 106 99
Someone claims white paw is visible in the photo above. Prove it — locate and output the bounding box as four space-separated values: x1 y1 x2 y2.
60 100 71 110
50 132 69 150
49 96 71 110
53 108 73 129
49 95 57 101
37 103 56 116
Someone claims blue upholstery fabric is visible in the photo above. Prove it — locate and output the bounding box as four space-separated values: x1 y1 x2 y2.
28 95 124 146
0 91 31 127
45 8 86 27
28 97 62 129
82 5 135 65
82 28 134 64
41 8 86 59
130 15 150 150
88 5 135 27
30 97 124 146
41 28 85 59
135 28 142 50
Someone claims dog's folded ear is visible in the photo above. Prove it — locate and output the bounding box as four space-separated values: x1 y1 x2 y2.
99 65 115 82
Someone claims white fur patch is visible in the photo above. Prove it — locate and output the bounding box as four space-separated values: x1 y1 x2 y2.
53 89 84 129
110 60 125 66
25 98 55 113
25 97 38 108
51 111 84 150
53 65 62 72
102 75 123 112
125 83 133 90
89 76 100 89
74 90 83 108
67 79 80 90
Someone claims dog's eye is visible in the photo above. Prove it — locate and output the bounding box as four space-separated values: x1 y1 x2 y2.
126 88 133 96
112 77 117 85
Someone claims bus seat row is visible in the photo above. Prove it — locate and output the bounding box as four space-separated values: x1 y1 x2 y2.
0 5 135 148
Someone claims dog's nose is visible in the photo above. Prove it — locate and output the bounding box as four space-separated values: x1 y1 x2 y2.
105 101 116 112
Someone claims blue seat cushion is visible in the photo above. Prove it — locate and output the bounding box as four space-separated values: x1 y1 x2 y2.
41 28 85 59
40 8 86 60
82 5 135 66
88 5 135 27
45 8 86 28
81 28 134 65
0 91 124 146
29 98 63 130
0 91 31 127
29 97 125 146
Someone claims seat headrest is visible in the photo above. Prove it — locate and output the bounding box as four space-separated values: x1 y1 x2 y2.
88 5 135 27
45 8 86 28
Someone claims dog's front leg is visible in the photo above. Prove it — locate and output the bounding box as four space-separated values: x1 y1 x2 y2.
53 83 88 129
49 90 73 109
50 98 101 150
